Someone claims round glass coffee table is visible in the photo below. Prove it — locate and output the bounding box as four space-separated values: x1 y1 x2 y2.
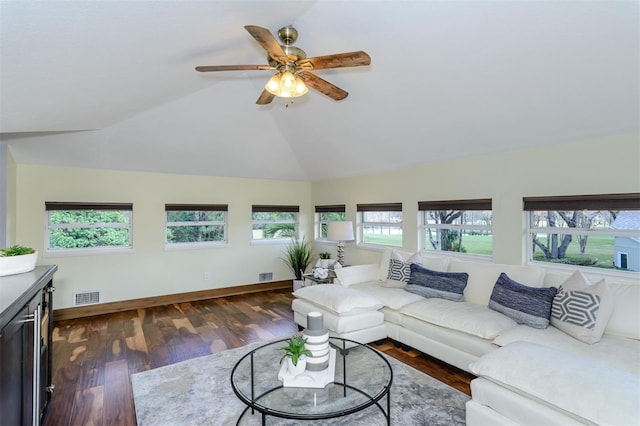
231 338 393 425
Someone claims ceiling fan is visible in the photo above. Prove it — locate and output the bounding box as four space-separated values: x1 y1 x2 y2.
195 25 371 105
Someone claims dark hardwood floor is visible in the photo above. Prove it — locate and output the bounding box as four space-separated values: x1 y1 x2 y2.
45 288 473 426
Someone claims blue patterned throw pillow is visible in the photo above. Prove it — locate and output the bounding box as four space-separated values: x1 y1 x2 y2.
488 273 557 329
404 263 468 302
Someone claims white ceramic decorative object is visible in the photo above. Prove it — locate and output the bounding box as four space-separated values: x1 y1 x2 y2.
303 311 330 371
277 348 336 388
278 311 336 388
313 268 329 279
0 252 38 277
286 355 307 376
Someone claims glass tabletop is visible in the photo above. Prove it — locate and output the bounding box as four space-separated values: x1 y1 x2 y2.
230 338 393 421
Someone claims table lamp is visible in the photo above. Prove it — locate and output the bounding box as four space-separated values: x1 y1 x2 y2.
327 221 354 266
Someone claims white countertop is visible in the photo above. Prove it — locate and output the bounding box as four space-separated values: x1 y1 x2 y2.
0 266 56 319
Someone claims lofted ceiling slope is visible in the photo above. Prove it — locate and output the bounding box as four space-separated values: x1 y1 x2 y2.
1 1 638 182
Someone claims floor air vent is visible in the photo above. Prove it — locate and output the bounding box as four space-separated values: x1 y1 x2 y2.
73 291 101 306
258 272 273 282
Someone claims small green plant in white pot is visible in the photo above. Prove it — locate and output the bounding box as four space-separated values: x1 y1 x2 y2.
0 245 38 276
319 252 331 268
279 334 312 376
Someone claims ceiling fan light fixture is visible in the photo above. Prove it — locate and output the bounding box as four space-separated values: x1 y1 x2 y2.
280 71 296 89
264 71 308 98
265 74 281 93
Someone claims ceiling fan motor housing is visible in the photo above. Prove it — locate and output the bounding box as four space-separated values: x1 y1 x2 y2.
278 26 298 45
268 26 307 68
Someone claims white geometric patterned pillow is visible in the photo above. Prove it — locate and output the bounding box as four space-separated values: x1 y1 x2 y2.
387 258 409 281
386 251 422 284
551 276 613 344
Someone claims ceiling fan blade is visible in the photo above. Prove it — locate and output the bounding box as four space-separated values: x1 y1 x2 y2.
298 71 348 101
298 51 371 70
244 25 288 63
256 89 276 105
195 65 273 72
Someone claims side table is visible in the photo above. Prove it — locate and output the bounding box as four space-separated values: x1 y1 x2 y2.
302 269 336 285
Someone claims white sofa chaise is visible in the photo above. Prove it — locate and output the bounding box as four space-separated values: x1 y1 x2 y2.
291 248 640 425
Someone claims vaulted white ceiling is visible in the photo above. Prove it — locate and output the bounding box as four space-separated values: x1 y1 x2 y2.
1 1 638 181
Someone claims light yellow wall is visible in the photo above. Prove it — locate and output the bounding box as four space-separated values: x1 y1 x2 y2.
4 146 17 245
16 165 311 309
312 133 640 266
14 133 640 309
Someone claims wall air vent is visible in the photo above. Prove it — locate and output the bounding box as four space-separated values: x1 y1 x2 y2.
258 272 273 282
73 291 101 306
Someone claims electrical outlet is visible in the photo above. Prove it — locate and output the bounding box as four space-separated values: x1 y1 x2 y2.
203 272 211 281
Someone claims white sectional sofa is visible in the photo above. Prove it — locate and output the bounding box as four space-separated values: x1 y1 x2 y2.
291 248 640 425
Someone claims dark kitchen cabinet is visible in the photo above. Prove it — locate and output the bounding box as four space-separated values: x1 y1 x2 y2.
0 265 57 425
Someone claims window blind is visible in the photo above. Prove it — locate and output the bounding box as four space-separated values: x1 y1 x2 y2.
418 199 492 211
523 194 640 211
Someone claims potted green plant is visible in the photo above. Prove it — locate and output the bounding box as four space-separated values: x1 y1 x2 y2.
279 334 312 375
282 237 312 290
319 252 331 268
0 245 38 277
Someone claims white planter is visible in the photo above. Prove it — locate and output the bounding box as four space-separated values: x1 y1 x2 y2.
0 252 38 277
320 259 330 268
293 279 305 291
286 355 307 376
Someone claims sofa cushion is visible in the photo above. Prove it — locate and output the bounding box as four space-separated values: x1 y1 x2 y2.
488 273 557 329
448 259 545 306
493 324 640 375
292 284 382 316
606 282 640 339
334 264 381 287
400 315 498 357
469 341 640 426
351 282 425 310
400 298 517 339
292 298 384 333
405 263 468 302
551 271 613 344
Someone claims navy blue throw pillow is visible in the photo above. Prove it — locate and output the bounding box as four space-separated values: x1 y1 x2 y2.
488 273 558 329
405 263 468 302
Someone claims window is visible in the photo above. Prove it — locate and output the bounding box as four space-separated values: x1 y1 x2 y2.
419 199 493 256
315 205 346 239
524 193 640 271
45 202 133 253
357 203 402 247
165 204 227 247
252 205 299 240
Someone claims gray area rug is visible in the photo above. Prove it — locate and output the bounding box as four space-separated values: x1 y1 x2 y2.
131 341 469 425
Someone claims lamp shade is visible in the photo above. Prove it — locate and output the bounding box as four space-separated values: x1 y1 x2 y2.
327 221 354 242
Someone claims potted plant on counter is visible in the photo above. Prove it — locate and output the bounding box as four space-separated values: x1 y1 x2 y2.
0 245 38 276
282 237 312 290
